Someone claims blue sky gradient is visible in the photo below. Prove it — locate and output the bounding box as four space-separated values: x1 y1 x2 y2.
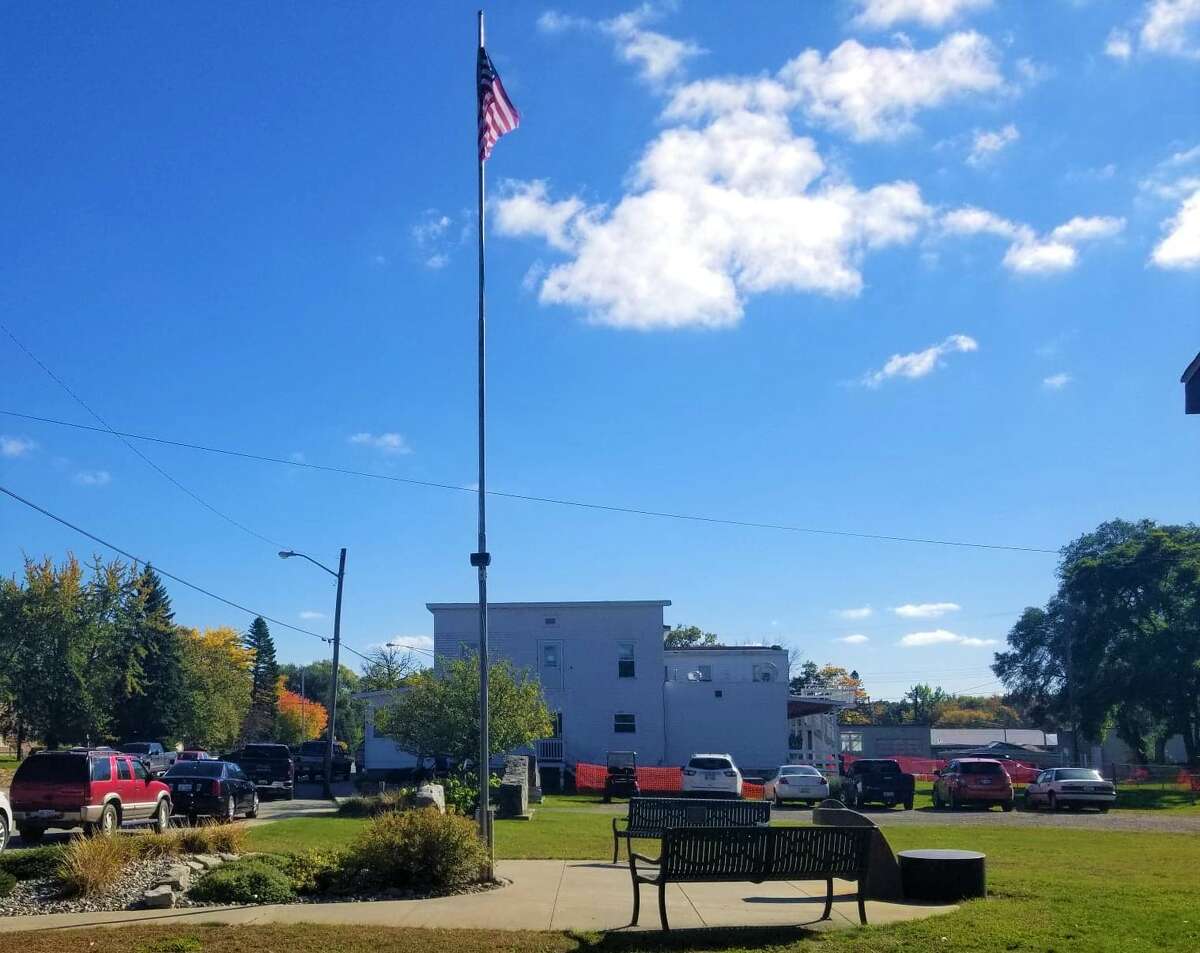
2 1 1197 698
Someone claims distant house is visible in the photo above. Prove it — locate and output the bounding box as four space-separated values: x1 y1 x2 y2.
356 600 791 784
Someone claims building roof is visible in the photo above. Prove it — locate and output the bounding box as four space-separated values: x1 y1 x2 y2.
426 600 671 611
1183 350 1200 384
664 644 784 653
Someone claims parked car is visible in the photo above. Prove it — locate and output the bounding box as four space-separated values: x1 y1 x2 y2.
0 791 12 852
933 758 1014 811
603 750 639 803
119 742 175 777
764 764 830 807
681 753 743 798
294 740 353 782
224 743 295 799
1024 767 1116 812
10 749 172 841
176 750 215 762
843 759 915 810
163 760 259 822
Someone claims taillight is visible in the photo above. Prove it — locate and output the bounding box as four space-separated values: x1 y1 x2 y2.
211 780 223 796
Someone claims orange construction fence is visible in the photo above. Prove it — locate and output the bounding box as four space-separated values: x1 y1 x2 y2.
841 753 1042 784
574 763 765 800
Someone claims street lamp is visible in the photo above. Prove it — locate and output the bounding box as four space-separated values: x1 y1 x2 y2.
279 548 347 799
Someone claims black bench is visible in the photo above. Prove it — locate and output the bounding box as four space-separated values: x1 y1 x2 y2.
630 826 873 930
612 797 771 863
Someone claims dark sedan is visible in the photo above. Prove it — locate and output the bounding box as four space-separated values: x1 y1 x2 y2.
163 761 259 822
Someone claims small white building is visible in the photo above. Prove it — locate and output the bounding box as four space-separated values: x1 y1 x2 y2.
358 600 791 780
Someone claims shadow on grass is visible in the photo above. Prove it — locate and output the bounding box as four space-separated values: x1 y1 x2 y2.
570 924 822 952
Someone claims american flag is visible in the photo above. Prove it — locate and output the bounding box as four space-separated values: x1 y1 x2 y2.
478 47 519 161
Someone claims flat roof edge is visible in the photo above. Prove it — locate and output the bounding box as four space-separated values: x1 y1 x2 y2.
427 600 672 611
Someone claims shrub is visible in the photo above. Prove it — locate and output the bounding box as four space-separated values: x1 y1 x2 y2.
0 845 64 880
442 773 499 816
346 808 486 892
0 870 16 897
56 834 134 896
280 848 346 894
175 821 246 855
188 858 295 905
337 788 411 818
129 829 185 860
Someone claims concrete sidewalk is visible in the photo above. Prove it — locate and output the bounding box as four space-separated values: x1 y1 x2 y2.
0 861 957 934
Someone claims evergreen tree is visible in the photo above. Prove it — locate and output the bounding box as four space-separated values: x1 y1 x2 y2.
243 616 279 740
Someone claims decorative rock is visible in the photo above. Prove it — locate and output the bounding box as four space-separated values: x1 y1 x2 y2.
413 783 446 814
527 755 543 804
143 884 176 909
812 798 904 901
185 860 205 872
497 755 530 819
161 866 190 891
192 854 222 870
218 853 238 863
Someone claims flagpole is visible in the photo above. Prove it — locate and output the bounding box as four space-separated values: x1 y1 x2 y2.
472 7 494 877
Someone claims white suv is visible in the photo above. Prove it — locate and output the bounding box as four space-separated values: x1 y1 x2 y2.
681 754 743 798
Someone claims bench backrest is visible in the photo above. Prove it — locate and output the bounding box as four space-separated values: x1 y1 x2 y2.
660 826 871 883
627 797 771 833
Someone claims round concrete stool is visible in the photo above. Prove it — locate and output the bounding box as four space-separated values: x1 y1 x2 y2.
899 849 986 902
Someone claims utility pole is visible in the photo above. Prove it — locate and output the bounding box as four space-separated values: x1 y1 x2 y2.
325 547 347 799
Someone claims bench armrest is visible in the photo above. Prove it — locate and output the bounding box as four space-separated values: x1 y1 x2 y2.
613 816 629 834
629 849 661 868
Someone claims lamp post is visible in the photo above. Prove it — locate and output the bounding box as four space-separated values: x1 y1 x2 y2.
279 547 346 799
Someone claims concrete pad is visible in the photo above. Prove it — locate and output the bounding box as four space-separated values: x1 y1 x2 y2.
549 862 704 931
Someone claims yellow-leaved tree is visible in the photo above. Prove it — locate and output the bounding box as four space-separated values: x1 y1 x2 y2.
177 626 253 752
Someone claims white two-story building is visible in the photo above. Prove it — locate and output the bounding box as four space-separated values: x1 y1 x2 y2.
359 600 790 781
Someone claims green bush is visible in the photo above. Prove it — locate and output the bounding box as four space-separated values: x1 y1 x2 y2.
0 845 64 880
346 807 486 892
337 788 411 818
280 848 346 894
188 858 295 905
0 870 16 897
441 773 499 816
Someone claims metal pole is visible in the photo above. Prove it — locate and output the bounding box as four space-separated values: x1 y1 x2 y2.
473 7 494 875
325 547 346 799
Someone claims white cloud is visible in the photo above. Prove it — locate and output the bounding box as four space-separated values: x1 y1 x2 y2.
899 629 998 647
942 207 1124 274
893 602 962 618
299 610 326 620
496 111 929 329
1 436 35 458
967 123 1018 166
667 31 1004 142
386 634 436 655
1105 29 1133 60
861 334 978 387
836 606 874 620
348 432 412 454
288 451 306 463
1043 372 1073 390
852 0 993 30
1141 0 1200 59
1152 188 1200 268
411 210 465 270
73 470 111 487
538 6 703 84
837 634 871 644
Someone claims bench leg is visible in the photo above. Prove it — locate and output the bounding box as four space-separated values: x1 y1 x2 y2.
822 878 833 921
659 880 670 931
631 877 640 926
857 885 868 926
613 830 620 864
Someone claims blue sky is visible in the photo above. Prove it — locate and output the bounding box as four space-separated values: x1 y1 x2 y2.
2 0 1197 700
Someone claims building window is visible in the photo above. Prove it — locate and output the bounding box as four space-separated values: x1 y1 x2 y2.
542 644 559 668
714 689 723 698
752 663 775 682
617 641 636 678
544 617 557 626
841 731 864 753
550 712 563 739
697 664 712 682
614 713 637 734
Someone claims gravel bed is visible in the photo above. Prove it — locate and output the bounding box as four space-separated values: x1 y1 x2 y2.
0 856 175 917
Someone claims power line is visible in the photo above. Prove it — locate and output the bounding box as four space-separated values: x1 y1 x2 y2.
0 482 329 645
0 409 1060 555
0 333 288 551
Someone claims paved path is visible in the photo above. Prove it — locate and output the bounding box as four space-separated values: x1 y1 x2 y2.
0 860 957 934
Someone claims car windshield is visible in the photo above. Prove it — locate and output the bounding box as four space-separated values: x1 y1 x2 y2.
120 744 152 754
961 761 1005 774
244 745 289 758
689 757 733 771
14 754 88 783
1056 769 1103 781
166 762 224 778
780 766 821 776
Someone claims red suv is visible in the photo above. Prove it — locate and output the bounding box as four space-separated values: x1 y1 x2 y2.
932 758 1014 811
10 749 173 841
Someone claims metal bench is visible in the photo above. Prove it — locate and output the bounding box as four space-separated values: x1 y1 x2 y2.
611 796 771 863
629 826 873 930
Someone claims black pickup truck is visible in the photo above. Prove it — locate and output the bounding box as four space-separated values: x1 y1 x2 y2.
294 740 353 782
225 743 295 800
843 759 915 810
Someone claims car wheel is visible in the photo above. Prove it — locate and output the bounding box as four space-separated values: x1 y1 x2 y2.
247 792 260 819
17 825 44 844
0 813 9 853
97 803 119 837
153 799 171 833
1099 805 1110 814
1048 792 1058 812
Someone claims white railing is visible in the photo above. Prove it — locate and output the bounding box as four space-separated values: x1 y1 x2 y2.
537 739 564 763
